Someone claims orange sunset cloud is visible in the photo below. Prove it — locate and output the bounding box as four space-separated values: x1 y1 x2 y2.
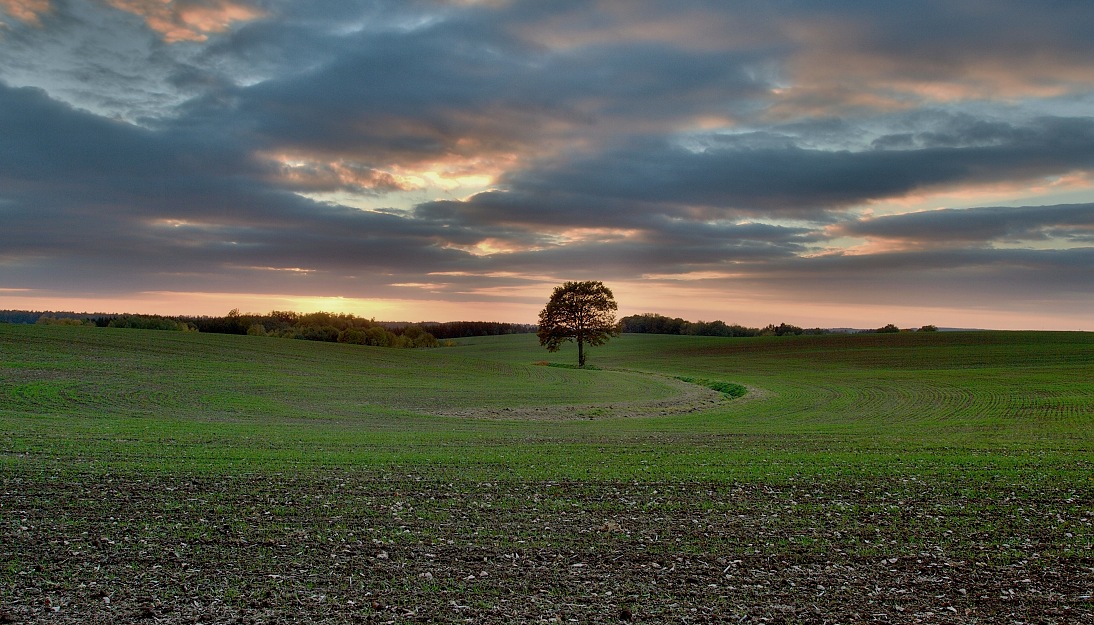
105 0 263 42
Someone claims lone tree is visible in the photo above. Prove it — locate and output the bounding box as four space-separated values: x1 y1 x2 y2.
537 281 619 367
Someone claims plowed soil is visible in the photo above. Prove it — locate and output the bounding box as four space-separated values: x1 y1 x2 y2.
4 469 1092 624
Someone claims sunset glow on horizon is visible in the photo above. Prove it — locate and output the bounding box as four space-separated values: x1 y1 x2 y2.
1 1 1092 330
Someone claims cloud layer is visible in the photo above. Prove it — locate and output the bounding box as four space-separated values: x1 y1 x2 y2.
1 1 1092 327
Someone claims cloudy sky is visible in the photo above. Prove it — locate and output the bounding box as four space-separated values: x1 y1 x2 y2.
2 0 1092 329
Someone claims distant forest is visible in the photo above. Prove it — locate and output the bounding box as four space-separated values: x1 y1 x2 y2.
0 309 535 349
619 313 826 337
619 313 935 336
1 309 932 346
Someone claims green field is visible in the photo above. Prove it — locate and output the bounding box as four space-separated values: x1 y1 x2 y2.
2 324 1092 623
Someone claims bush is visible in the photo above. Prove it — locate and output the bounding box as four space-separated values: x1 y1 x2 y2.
676 376 747 398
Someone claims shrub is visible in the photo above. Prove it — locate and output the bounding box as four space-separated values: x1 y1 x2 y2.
676 376 747 398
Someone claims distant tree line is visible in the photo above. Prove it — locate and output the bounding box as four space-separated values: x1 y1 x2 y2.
619 313 939 336
25 312 203 332
4 309 440 347
619 313 827 337
4 309 937 340
176 310 533 345
416 321 537 339
0 309 534 349
102 314 198 331
869 323 938 333
1 310 101 324
177 309 440 347
19 312 190 330
33 315 96 327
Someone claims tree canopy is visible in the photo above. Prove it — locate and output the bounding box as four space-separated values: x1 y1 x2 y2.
537 281 619 367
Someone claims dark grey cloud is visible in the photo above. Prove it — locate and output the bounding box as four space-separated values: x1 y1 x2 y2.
0 81 493 298
745 247 1094 311
0 83 172 177
494 117 1094 219
1 0 1093 325
841 204 1094 245
183 10 774 185
798 0 1094 72
0 1 220 121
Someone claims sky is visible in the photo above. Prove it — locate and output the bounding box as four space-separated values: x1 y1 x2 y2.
1 1 1092 329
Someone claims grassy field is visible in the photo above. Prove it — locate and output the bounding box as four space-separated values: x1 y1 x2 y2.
2 323 1092 623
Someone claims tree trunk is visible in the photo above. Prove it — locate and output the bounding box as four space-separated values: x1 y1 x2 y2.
577 337 585 367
